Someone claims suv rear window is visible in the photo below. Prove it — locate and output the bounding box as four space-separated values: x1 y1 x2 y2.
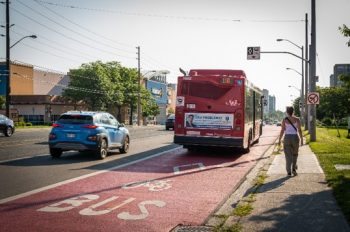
57 115 93 124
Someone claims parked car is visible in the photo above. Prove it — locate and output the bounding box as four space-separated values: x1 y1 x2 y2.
165 114 175 130
48 111 129 159
0 114 15 137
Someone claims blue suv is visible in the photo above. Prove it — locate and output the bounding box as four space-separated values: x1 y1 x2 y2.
48 111 130 159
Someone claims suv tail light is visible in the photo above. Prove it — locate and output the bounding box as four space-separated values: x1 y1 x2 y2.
49 133 57 140
52 123 63 128
82 125 98 129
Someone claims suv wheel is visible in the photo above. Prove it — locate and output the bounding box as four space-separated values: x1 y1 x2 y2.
4 126 13 137
97 138 108 159
119 136 129 154
50 148 62 158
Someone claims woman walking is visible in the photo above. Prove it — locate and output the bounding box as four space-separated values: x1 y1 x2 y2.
278 106 303 176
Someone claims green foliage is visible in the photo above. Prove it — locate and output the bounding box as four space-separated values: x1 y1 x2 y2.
316 86 350 120
167 107 175 115
339 24 350 47
308 128 350 223
339 74 350 89
292 97 301 117
15 121 26 127
0 96 4 109
63 61 127 111
321 117 333 126
141 89 160 117
232 203 253 217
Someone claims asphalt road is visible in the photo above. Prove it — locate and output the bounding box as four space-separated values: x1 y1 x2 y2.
0 125 279 232
0 125 172 161
0 125 178 199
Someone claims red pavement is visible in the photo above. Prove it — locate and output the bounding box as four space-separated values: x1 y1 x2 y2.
0 126 279 232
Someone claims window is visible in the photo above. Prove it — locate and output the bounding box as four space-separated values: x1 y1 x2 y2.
58 115 93 124
181 82 230 99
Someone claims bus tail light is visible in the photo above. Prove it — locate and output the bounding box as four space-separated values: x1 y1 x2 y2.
235 113 242 131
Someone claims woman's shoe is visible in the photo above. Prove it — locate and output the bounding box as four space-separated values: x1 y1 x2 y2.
292 170 298 176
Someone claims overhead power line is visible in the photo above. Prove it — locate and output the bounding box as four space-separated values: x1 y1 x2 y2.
11 30 95 61
33 0 241 22
32 0 134 50
13 25 103 60
17 0 134 54
11 7 136 60
33 0 304 23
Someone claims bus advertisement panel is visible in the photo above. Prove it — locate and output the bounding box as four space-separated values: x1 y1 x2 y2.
174 69 263 152
184 113 233 129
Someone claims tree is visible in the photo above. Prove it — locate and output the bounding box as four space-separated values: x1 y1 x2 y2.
338 25 350 88
316 87 350 121
119 67 139 124
339 74 350 89
167 107 175 115
339 24 350 47
292 97 301 117
141 89 160 119
63 61 123 111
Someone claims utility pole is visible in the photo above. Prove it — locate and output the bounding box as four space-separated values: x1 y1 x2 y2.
5 0 10 117
309 0 317 141
304 13 309 130
136 46 141 126
301 45 304 127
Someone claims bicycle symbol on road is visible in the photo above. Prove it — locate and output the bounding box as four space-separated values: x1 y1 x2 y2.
307 92 320 105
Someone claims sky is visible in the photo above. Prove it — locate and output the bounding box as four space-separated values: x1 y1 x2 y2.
1 0 349 111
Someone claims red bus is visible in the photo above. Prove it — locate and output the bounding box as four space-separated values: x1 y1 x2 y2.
174 69 263 152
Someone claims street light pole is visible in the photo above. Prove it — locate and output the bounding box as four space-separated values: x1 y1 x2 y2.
4 0 37 117
10 35 37 49
277 39 305 127
286 67 304 126
305 13 309 131
137 46 141 126
5 0 10 117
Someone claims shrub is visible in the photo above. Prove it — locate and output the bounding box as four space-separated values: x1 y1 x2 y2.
321 117 333 126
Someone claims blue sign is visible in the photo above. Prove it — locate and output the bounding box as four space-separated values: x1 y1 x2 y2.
0 64 7 96
146 80 167 104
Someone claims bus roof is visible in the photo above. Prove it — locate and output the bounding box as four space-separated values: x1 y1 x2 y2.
188 69 246 77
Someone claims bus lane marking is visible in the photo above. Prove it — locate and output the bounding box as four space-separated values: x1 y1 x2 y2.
0 147 182 205
173 162 205 175
37 193 166 220
122 179 173 191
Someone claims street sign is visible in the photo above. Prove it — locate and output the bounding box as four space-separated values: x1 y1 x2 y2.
247 47 260 60
307 92 320 105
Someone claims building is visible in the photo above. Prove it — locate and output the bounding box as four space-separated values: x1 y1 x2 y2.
1 61 175 125
143 71 169 125
0 61 86 124
330 64 350 87
262 89 269 115
166 83 177 116
268 95 276 113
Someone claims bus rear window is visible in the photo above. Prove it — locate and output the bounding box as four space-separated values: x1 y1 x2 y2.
181 82 231 99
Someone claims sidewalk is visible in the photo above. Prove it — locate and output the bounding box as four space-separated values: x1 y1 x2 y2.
212 144 350 232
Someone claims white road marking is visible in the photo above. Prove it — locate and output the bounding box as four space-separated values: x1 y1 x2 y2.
0 147 182 204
